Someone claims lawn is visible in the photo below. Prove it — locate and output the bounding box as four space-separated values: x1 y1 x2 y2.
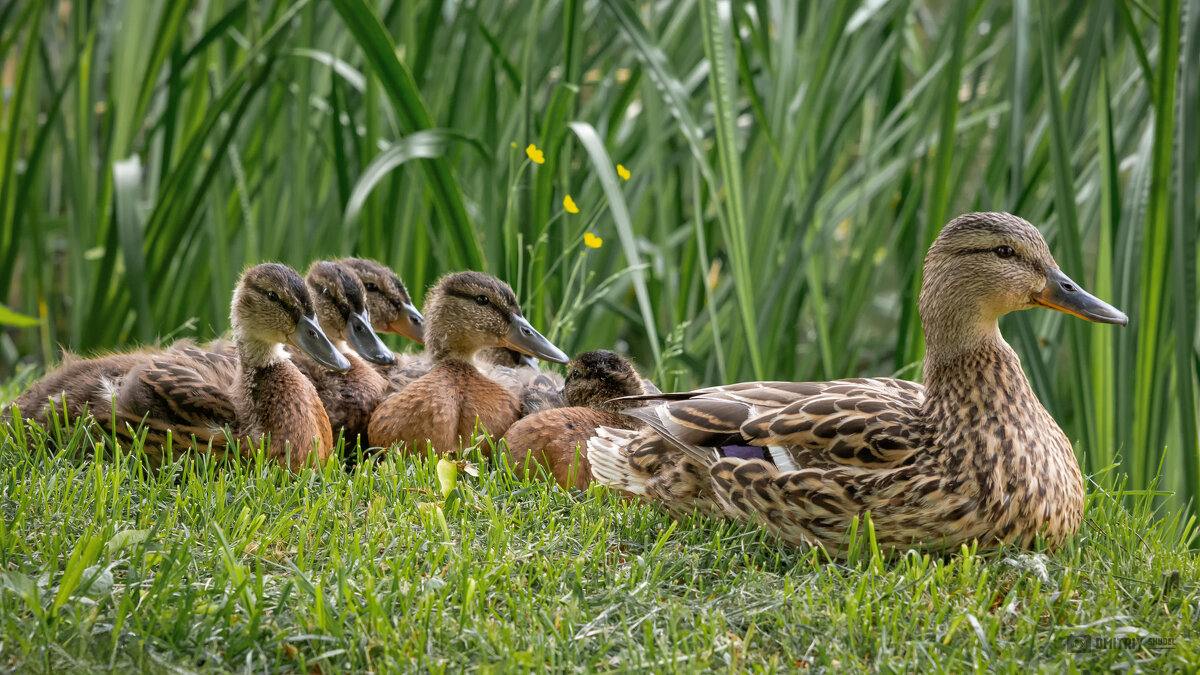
0 422 1197 673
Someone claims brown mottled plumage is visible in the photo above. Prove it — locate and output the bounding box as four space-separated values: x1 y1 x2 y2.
100 264 351 471
588 213 1127 556
503 350 649 490
368 271 568 457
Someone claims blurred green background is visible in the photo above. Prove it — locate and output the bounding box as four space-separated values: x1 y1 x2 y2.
1 0 1197 513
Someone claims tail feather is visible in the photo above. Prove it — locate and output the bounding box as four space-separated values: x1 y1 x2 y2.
586 427 647 495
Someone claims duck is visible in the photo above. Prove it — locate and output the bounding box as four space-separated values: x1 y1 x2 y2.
102 263 352 471
503 350 649 491
287 261 398 452
368 271 569 457
587 212 1128 556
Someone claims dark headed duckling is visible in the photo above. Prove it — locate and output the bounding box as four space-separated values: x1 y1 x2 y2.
368 271 568 457
502 350 648 490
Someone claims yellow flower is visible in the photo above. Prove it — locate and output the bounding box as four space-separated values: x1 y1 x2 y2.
617 164 631 181
526 144 545 164
563 195 580 214
584 232 603 249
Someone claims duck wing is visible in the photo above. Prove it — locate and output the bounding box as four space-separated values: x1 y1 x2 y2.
588 377 929 519
623 377 928 469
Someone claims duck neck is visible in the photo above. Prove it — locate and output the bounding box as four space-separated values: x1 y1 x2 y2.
921 312 1032 412
426 330 481 365
237 336 291 371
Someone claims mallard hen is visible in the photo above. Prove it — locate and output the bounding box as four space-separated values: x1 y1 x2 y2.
588 213 1127 555
103 263 351 470
368 271 569 457
503 350 649 490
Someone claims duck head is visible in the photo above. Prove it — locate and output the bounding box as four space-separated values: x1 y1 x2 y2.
339 257 425 345
564 350 645 411
919 212 1126 362
422 271 569 365
231 263 351 371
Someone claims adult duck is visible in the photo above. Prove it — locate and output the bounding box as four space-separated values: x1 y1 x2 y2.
588 213 1127 555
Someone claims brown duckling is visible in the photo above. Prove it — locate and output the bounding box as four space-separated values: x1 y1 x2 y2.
341 256 548 399
288 261 396 452
103 263 351 471
368 271 569 457
503 350 647 490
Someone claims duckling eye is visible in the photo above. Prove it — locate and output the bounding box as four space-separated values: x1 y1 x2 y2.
570 369 581 378
475 295 490 306
994 246 1015 259
322 287 330 295
266 291 279 301
364 282 379 292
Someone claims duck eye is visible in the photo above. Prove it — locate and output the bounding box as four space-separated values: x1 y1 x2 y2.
570 369 581 378
266 291 279 301
322 287 330 295
994 246 1015 259
364 282 379 292
475 295 490 306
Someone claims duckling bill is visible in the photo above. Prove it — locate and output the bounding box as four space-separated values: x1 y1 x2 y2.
368 271 568 457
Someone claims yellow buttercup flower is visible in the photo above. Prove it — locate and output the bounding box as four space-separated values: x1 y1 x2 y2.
584 232 603 249
563 195 580 214
526 144 545 164
617 164 631 181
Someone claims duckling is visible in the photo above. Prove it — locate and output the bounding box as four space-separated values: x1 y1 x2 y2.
588 213 1128 556
288 261 396 451
343 258 567 409
503 350 648 490
103 263 351 471
482 349 568 415
368 271 569 457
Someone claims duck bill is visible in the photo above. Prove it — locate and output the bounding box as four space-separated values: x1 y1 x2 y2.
386 303 425 345
345 311 396 365
501 316 569 364
1032 268 1128 326
290 315 352 371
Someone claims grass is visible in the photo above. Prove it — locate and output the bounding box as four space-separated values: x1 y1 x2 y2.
0 419 1197 673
